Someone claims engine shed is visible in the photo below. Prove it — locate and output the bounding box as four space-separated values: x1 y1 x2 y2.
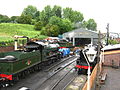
62 28 98 46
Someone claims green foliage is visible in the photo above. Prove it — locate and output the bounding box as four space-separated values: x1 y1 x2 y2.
39 5 53 25
0 14 10 23
22 5 38 19
39 11 48 25
63 8 84 23
60 19 73 34
0 5 98 41
0 23 46 41
41 24 59 36
0 40 14 46
34 11 40 21
108 39 119 45
17 14 32 24
81 21 87 28
48 16 72 34
86 19 97 31
0 36 13 42
52 5 62 18
34 21 44 30
10 16 19 23
49 16 62 25
31 19 36 25
35 35 48 40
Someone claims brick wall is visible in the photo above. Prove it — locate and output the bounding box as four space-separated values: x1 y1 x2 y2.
0 46 14 52
103 53 120 67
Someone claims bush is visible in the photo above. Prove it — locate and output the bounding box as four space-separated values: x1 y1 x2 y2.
108 39 119 45
17 14 32 24
0 40 14 46
31 19 36 25
34 21 44 30
41 24 60 36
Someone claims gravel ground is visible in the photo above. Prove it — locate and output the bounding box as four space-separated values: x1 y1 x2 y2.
100 66 120 90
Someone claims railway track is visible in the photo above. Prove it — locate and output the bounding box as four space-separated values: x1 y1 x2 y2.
44 55 76 72
2 56 79 90
51 68 77 90
35 56 79 90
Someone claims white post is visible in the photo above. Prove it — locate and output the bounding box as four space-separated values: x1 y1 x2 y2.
14 40 18 50
91 38 93 45
87 66 91 90
83 50 91 90
73 37 75 46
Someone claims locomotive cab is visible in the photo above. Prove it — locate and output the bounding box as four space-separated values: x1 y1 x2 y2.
25 41 44 52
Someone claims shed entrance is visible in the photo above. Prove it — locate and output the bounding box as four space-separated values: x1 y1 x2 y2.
75 38 91 46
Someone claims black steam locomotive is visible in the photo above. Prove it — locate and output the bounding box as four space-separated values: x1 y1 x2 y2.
76 45 98 75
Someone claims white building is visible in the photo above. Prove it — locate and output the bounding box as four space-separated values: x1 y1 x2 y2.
63 28 99 46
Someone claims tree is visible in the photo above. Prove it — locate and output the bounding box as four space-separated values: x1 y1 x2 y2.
71 11 84 23
49 16 72 34
39 11 47 25
49 16 62 26
41 24 60 36
10 16 19 23
34 11 40 21
17 14 32 24
81 20 87 28
39 5 53 24
52 5 62 18
60 19 73 34
63 7 84 23
22 5 38 19
39 5 53 25
86 19 97 31
0 14 10 23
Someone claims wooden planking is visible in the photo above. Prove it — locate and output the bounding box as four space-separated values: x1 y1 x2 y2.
82 64 98 90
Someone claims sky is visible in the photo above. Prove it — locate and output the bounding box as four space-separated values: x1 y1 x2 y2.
0 0 120 33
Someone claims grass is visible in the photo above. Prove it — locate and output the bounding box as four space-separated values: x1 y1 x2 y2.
0 23 47 42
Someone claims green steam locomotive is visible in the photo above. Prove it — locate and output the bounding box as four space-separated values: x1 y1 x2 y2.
0 36 66 86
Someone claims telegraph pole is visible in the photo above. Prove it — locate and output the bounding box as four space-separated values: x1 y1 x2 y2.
106 23 109 45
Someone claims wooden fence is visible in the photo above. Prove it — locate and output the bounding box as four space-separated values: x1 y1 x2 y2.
82 64 98 90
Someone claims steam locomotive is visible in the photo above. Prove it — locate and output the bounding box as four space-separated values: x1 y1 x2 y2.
0 36 71 86
76 45 98 75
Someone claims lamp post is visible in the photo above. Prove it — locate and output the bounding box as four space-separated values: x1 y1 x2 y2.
106 23 109 45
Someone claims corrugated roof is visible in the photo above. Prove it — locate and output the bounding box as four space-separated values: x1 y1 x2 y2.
63 28 98 38
63 28 98 34
102 44 120 50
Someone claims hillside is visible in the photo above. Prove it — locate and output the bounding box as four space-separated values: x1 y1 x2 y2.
0 23 47 41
